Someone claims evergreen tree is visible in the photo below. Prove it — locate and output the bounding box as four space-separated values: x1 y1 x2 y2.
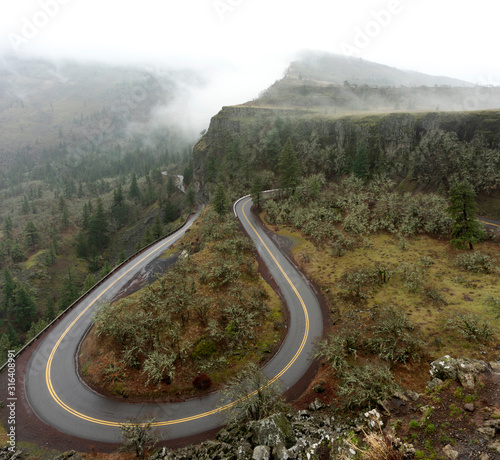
24 221 41 249
21 196 30 214
3 216 13 240
0 334 10 364
82 202 90 229
163 200 180 223
151 215 163 240
251 176 263 210
279 138 300 192
183 159 194 186
213 183 228 215
87 198 109 253
10 239 25 263
448 182 486 250
111 183 128 228
82 273 97 293
76 231 88 259
129 173 141 200
58 270 79 311
353 141 369 180
265 128 282 171
186 187 196 210
2 268 15 312
12 283 36 331
45 298 56 321
6 323 19 347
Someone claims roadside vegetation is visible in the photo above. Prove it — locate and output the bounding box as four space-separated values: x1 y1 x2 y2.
79 208 285 400
259 175 499 411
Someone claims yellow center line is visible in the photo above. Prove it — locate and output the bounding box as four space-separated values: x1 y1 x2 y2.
480 220 500 228
44 197 309 428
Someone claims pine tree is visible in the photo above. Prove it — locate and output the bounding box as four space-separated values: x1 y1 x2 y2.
21 196 30 214
213 183 228 215
87 198 109 253
279 138 300 192
251 176 263 209
186 187 196 210
10 239 25 263
111 184 128 228
129 173 141 200
58 270 79 311
353 141 369 180
183 160 194 186
24 221 41 249
265 128 282 171
448 182 486 250
151 215 163 240
163 200 180 223
3 216 13 240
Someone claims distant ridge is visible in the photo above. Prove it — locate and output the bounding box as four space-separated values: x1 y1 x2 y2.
283 51 474 87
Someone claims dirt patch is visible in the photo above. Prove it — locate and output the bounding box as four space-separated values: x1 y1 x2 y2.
110 253 180 303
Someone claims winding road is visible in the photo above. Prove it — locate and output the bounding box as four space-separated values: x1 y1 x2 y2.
21 196 324 443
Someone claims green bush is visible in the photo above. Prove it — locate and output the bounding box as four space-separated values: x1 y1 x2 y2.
367 304 424 363
338 363 399 410
447 313 494 343
191 339 217 361
455 251 494 273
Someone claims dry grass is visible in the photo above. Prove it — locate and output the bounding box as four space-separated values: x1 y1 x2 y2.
265 217 500 364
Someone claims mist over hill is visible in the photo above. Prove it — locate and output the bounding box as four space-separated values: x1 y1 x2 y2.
251 51 500 113
0 56 206 169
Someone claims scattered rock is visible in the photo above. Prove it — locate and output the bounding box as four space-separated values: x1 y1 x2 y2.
426 377 444 391
443 444 459 459
250 413 294 448
252 445 271 460
236 442 253 460
430 356 458 380
429 356 490 389
480 454 490 460
490 361 500 373
272 443 292 460
489 441 500 454
406 390 420 401
478 426 496 439
308 398 326 411
464 403 475 412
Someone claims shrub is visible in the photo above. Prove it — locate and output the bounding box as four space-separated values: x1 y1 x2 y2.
455 251 494 273
484 293 500 319
338 363 399 410
447 313 494 343
425 286 447 305
191 339 217 361
142 349 176 386
339 267 379 300
367 304 424 363
399 263 425 294
192 373 212 390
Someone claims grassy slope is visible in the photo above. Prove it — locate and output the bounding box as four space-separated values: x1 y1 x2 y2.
264 219 500 365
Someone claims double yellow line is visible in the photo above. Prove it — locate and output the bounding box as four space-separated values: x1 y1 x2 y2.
44 198 310 428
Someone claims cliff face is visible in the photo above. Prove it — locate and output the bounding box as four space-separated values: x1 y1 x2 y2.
193 106 500 198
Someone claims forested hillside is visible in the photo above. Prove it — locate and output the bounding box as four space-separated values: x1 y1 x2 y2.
0 57 201 363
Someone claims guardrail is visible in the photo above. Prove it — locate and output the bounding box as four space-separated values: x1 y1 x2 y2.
0 206 200 374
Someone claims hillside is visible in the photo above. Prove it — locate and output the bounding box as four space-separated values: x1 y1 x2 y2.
0 56 202 170
244 52 500 113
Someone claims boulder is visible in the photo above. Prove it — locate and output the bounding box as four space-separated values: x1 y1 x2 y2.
489 441 500 454
429 356 490 388
236 442 253 460
250 414 295 448
426 378 444 391
308 399 326 411
430 356 458 380
252 445 271 460
272 443 292 460
443 444 459 459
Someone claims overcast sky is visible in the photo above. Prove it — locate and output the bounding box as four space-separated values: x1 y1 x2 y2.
1 0 499 130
